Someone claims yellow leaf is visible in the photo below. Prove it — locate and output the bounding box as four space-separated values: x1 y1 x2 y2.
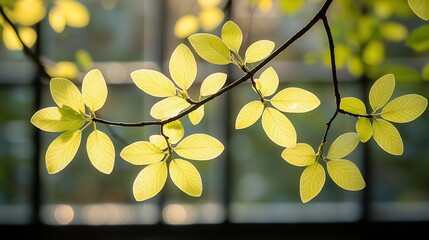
256 67 279 97
300 163 325 203
149 135 168 151
340 97 367 115
261 107 296 148
174 14 199 38
188 105 205 125
50 78 85 114
188 33 231 65
198 0 221 8
82 69 108 113
30 107 85 132
47 61 78 79
3 26 37 50
327 159 366 191
326 132 360 160
372 119 403 155
169 44 197 91
369 74 395 112
150 96 191 120
381 22 408 42
200 73 227 97
362 39 384 66
86 130 115 174
356 118 373 143
235 101 264 129
120 141 165 165
175 133 224 160
281 143 316 167
244 40 275 64
45 130 82 174
270 87 320 113
381 94 428 123
163 120 184 144
408 0 429 20
49 6 66 33
56 0 90 28
133 162 167 201
12 0 46 26
221 20 243 53
169 159 202 197
280 0 305 15
131 69 176 97
199 7 224 32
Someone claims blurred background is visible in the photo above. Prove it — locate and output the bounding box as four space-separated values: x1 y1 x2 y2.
0 0 428 237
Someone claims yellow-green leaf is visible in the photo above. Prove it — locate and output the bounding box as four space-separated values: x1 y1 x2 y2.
130 69 176 97
200 73 227 96
175 133 224 160
356 118 373 143
300 163 325 203
199 7 224 32
120 141 164 165
188 105 205 125
326 132 360 159
381 94 428 123
30 107 85 132
3 26 37 51
235 101 264 129
362 39 384 66
340 97 367 115
86 129 115 174
149 135 168 151
281 143 316 167
244 40 275 64
169 159 202 197
380 22 408 42
174 14 199 38
327 159 366 191
270 87 320 113
82 69 108 113
369 74 395 112
12 0 46 26
45 130 82 174
372 119 403 155
188 33 231 65
256 67 279 97
163 120 185 144
406 25 429 52
50 78 85 114
150 96 191 120
408 0 429 20
133 162 167 201
169 44 197 91
221 20 243 53
55 0 90 28
261 107 296 148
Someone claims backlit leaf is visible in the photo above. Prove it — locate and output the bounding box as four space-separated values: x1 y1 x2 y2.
47 61 78 79
50 78 85 114
340 97 367 115
408 0 429 20
327 159 365 191
150 96 191 120
406 25 429 52
270 87 320 113
175 134 224 160
300 163 325 203
281 143 316 167
174 14 199 38
362 39 384 66
356 118 373 143
133 162 167 201
188 33 231 65
235 101 264 129
169 44 197 91
256 67 279 97
163 120 184 144
82 69 108 112
381 22 408 42
199 8 224 32
56 0 90 28
198 0 221 8
327 132 360 159
45 130 82 174
261 107 297 148
381 94 428 123
221 20 243 53
200 73 227 96
372 119 403 155
12 0 46 26
120 141 165 165
369 74 395 112
188 105 205 125
86 129 115 174
49 6 66 33
149 135 168 151
244 40 275 64
131 69 176 97
2 26 37 50
280 0 306 15
169 159 202 197
30 107 85 132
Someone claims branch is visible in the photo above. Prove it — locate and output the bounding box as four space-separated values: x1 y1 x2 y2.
93 0 335 127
